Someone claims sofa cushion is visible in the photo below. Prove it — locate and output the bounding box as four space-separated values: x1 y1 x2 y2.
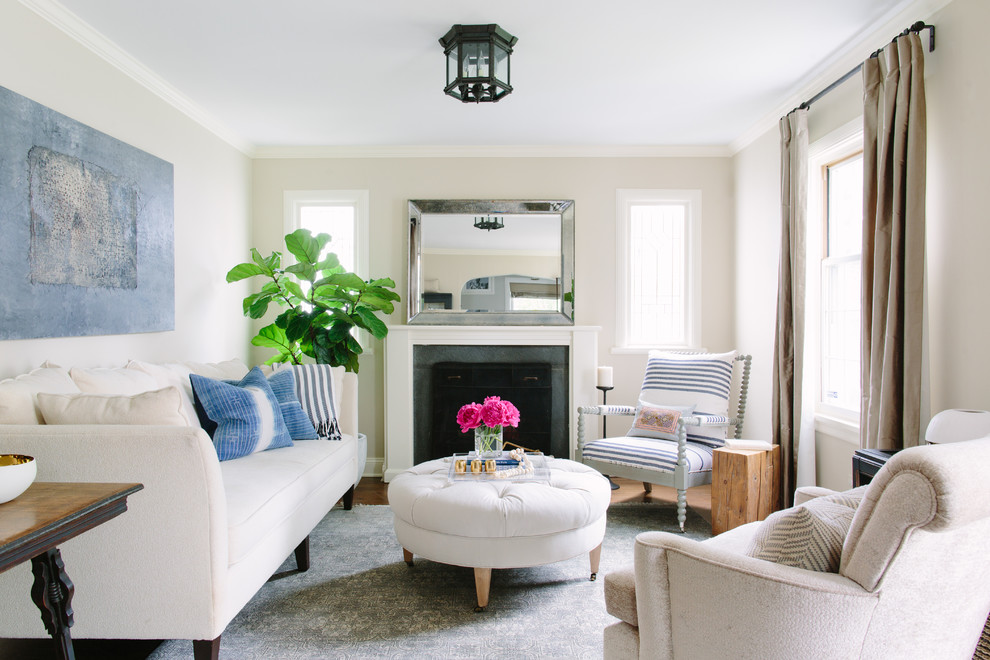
746 489 866 572
190 367 292 461
0 366 81 424
69 366 160 395
221 436 356 565
639 350 737 448
127 358 249 427
604 567 638 626
582 436 714 474
36 387 188 426
627 401 695 441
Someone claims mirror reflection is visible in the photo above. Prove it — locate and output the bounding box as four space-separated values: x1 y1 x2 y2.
408 200 574 325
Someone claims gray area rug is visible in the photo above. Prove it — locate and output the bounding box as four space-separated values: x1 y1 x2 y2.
149 503 711 659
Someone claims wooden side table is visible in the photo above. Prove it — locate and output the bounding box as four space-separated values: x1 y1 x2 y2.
711 445 780 535
0 482 143 660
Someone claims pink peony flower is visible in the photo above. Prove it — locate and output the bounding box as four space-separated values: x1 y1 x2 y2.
480 396 506 428
502 400 520 427
456 402 482 433
458 396 521 432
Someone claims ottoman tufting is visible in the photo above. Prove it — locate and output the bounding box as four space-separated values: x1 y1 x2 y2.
387 456 611 610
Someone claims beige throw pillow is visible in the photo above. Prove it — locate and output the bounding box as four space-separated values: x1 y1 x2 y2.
0 366 82 424
37 387 189 426
746 490 865 573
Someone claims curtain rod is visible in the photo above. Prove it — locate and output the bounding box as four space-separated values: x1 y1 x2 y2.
791 21 935 114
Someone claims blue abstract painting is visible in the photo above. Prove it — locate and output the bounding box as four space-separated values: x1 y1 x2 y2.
0 85 174 340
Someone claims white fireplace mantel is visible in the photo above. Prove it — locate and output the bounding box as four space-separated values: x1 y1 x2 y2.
382 325 600 481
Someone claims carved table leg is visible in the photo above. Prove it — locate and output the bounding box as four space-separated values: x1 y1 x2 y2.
30 547 76 660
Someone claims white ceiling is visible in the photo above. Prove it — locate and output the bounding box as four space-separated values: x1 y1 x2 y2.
41 0 923 153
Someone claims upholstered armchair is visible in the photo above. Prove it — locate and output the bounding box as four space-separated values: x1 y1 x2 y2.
602 438 990 659
577 351 751 530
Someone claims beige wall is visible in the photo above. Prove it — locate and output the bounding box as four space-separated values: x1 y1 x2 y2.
732 0 990 490
253 156 735 470
0 3 253 378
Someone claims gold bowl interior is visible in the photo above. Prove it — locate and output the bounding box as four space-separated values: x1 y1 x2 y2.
0 454 34 467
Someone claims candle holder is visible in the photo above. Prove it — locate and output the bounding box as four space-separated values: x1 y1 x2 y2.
596 385 619 491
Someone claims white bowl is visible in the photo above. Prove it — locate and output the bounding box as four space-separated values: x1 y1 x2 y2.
0 454 37 504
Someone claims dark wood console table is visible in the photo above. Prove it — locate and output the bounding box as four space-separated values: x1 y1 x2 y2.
0 482 143 660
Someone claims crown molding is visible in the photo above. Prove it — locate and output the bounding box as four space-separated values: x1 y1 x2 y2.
19 0 254 156
729 0 955 155
251 144 734 159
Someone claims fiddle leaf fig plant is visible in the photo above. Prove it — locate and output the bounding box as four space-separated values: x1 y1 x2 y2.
226 228 400 373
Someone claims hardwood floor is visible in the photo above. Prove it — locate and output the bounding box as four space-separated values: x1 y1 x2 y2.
357 475 713 525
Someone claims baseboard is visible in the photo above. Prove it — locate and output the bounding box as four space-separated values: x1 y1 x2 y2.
363 457 383 478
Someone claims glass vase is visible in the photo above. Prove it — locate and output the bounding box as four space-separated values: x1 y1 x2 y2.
474 425 502 458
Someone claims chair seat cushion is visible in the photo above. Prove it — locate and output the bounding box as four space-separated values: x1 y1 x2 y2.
582 436 713 474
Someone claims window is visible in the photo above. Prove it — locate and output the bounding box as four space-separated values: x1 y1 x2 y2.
615 189 701 350
808 121 864 423
283 190 369 277
820 154 863 413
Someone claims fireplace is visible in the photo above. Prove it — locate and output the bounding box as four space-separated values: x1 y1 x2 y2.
413 346 568 464
383 325 600 481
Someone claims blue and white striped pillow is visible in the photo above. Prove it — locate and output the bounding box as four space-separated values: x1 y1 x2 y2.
190 367 293 461
288 364 342 441
639 351 737 447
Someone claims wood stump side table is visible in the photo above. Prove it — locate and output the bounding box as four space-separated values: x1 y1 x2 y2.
711 445 780 535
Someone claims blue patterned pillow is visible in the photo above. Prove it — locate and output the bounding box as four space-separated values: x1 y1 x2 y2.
190 367 293 461
265 369 319 440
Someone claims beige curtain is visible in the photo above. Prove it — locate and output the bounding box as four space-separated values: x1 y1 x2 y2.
861 33 927 450
773 108 808 508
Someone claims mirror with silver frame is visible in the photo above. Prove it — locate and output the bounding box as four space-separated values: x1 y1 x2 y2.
408 200 574 325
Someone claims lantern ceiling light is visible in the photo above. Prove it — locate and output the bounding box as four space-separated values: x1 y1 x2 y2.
474 214 504 231
439 24 517 103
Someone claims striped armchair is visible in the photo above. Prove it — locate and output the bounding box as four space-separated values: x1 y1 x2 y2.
577 351 751 530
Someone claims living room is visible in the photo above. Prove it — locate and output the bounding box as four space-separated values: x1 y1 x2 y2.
1 0 989 657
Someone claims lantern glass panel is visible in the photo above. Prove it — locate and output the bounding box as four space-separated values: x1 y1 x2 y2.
447 49 458 86
494 44 510 85
461 42 489 78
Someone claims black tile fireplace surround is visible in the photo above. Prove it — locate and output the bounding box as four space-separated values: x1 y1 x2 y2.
412 345 569 464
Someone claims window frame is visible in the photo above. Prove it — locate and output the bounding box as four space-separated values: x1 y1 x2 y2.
283 189 369 279
807 121 863 428
614 188 702 353
283 189 372 352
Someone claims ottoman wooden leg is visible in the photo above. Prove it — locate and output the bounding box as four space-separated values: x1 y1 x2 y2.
473 567 491 612
589 543 602 581
402 548 414 567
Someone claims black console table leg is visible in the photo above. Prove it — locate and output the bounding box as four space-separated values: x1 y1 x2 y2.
30 547 76 660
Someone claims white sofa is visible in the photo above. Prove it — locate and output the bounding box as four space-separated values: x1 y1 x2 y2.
0 360 361 659
602 438 990 659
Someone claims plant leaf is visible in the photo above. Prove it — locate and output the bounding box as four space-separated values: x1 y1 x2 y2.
285 229 322 264
285 262 317 282
282 279 308 301
315 253 340 273
355 307 388 339
322 272 366 291
226 263 265 282
251 323 296 353
247 293 273 319
285 313 312 343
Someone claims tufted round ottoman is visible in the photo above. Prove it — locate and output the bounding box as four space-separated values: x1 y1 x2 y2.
387 456 611 610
